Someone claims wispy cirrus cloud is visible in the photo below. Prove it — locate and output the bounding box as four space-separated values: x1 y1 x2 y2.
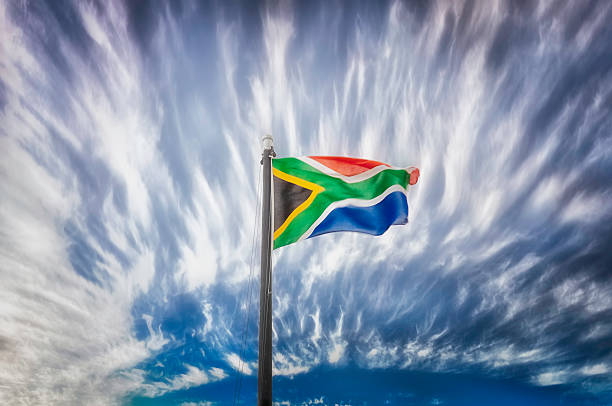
1 0 611 404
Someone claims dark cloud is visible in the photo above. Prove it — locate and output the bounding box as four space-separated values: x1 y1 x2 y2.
523 8 612 153
125 0 161 53
64 221 109 285
400 0 431 25
486 15 534 71
435 8 456 69
563 0 598 42
0 79 7 111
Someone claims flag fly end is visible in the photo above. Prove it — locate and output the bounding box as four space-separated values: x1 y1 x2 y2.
407 167 420 185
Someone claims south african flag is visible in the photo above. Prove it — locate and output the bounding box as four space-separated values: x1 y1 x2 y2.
272 156 419 249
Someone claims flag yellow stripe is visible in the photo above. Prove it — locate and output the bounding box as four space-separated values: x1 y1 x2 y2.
273 168 324 240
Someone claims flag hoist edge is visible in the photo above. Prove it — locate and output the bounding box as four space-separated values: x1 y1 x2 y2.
272 156 419 249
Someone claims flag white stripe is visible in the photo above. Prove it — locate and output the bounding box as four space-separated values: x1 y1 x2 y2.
298 184 408 241
297 156 402 183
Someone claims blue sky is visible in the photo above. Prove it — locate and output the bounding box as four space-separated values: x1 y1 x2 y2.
1 0 611 405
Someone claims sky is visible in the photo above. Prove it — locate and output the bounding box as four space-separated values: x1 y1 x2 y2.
1 0 611 405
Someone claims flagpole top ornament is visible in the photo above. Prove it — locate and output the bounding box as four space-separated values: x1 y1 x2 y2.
261 135 276 164
262 135 274 150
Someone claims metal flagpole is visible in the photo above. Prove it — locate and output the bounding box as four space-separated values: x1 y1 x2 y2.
258 135 275 406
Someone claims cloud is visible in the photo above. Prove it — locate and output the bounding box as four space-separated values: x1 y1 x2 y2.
581 363 609 376
142 314 169 351
1 0 611 403
273 352 311 377
0 0 161 402
535 370 570 386
208 367 228 380
226 352 253 376
327 310 347 364
140 364 224 398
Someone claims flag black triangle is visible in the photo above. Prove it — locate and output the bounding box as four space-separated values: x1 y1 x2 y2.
273 175 312 233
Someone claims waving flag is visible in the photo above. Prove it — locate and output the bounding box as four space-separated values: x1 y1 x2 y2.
272 156 419 249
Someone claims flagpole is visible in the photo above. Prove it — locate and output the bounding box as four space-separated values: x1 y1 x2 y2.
258 135 275 406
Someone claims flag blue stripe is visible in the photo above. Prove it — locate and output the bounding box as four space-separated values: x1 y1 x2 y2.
308 191 408 239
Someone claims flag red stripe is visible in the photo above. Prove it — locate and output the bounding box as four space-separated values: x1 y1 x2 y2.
408 167 419 185
309 156 390 176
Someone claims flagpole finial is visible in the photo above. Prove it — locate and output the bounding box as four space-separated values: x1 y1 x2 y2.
262 135 274 150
